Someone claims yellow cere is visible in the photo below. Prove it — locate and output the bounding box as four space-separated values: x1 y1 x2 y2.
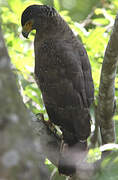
23 21 33 32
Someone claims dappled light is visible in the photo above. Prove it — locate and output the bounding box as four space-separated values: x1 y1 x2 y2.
1 0 118 179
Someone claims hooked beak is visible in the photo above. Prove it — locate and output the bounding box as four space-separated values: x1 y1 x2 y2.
22 31 29 38
22 20 33 39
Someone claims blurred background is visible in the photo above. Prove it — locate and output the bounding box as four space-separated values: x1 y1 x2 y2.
1 0 118 179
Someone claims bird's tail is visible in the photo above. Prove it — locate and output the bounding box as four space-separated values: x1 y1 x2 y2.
58 140 88 176
58 108 91 176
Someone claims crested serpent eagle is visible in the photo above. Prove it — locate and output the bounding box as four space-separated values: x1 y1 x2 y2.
21 5 94 176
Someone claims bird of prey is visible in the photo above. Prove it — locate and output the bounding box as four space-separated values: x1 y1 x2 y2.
21 5 94 176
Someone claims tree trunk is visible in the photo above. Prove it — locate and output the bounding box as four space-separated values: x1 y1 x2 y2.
0 26 50 180
96 14 118 145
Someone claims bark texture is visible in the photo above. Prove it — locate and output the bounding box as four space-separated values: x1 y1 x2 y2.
0 26 50 180
96 14 118 145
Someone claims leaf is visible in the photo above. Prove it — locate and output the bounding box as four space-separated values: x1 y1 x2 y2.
54 0 61 11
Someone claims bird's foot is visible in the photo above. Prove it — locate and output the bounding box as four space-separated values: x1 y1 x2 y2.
36 114 61 140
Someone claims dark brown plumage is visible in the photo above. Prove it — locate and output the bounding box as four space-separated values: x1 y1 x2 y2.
21 5 94 176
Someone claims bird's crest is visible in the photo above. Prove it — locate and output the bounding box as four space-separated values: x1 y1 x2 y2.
21 5 57 26
39 5 57 17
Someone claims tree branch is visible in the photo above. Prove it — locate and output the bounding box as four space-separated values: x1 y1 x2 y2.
96 14 118 145
31 114 95 180
30 113 60 166
0 26 50 180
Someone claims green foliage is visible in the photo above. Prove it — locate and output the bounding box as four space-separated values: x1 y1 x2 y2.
88 148 101 163
1 0 118 179
59 0 101 21
93 146 118 180
45 159 66 180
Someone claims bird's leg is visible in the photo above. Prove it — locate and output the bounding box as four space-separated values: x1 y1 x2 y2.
36 113 56 133
60 140 69 153
36 113 61 139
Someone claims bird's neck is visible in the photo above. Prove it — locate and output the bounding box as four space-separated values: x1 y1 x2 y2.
35 15 73 40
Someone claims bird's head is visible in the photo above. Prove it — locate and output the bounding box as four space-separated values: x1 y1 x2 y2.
21 5 57 38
